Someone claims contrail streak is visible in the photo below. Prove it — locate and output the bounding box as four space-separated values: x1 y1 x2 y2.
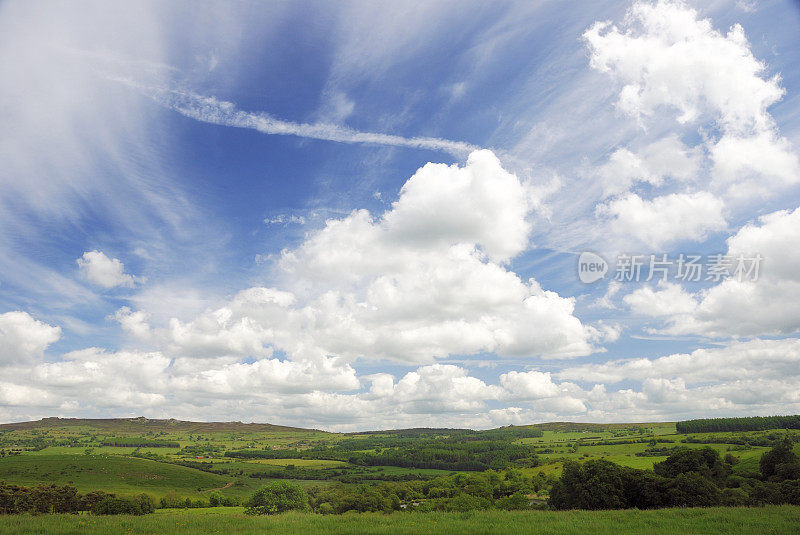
119 80 481 158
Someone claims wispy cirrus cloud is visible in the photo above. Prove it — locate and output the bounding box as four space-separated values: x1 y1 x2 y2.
119 80 481 158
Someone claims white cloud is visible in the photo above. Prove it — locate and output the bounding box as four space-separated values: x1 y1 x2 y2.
317 92 355 124
2 335 799 429
113 307 152 339
31 348 169 408
125 83 480 159
170 356 360 397
382 150 534 262
710 131 800 196
593 280 622 309
557 338 800 385
584 0 799 200
584 0 783 132
120 152 596 363
598 135 700 197
623 281 698 317
500 370 561 400
627 206 800 337
264 214 306 226
596 191 726 248
385 364 503 414
0 311 61 366
77 250 142 289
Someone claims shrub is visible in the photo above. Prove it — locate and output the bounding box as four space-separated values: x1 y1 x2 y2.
92 494 155 515
760 437 800 481
654 447 728 483
245 481 309 515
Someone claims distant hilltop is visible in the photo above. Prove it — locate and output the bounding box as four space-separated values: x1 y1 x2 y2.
0 417 677 435
0 416 320 434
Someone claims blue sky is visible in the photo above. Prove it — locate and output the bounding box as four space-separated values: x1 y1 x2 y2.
1 0 800 430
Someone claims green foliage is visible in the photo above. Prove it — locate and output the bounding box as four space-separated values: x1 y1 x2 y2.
760 437 800 482
0 483 154 515
0 483 83 514
677 415 800 434
665 473 721 507
653 447 729 482
92 493 155 515
245 481 308 515
229 436 538 471
549 460 632 510
551 442 800 511
101 438 180 448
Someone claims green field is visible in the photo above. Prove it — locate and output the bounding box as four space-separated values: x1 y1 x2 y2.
1 506 798 534
1 416 799 532
2 417 798 498
0 454 247 499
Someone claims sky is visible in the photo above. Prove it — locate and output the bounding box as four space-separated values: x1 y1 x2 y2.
1 0 800 431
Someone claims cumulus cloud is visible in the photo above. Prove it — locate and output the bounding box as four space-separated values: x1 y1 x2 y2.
625 206 800 337
596 191 726 248
710 131 800 196
170 355 360 397
2 330 799 429
77 250 142 289
118 151 597 363
0 311 61 366
557 338 800 385
500 370 561 399
584 0 783 132
379 364 503 414
598 135 701 197
584 0 799 200
623 281 698 317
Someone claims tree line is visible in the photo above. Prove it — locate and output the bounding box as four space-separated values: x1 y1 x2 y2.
549 437 800 510
0 484 154 515
243 468 547 515
227 438 539 471
101 438 180 448
676 415 800 434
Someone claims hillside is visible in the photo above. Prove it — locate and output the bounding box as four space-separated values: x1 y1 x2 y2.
0 417 323 434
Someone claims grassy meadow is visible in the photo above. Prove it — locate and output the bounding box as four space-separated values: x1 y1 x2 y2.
1 506 799 535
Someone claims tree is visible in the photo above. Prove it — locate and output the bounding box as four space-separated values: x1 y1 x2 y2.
654 447 728 483
549 460 629 510
208 491 223 507
760 437 800 482
92 494 154 515
245 481 308 515
665 473 721 507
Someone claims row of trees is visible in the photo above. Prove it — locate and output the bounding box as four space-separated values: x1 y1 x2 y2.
101 438 180 448
549 438 800 510
676 415 800 434
0 484 154 515
228 438 539 471
244 469 547 515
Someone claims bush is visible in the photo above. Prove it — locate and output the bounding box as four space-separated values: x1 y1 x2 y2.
653 447 728 483
760 437 800 481
245 481 309 515
92 494 155 515
549 460 630 510
665 473 721 507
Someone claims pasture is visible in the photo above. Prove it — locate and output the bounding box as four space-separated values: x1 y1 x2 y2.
0 506 798 534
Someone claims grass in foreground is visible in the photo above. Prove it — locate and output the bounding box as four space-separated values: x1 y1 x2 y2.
1 506 799 535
